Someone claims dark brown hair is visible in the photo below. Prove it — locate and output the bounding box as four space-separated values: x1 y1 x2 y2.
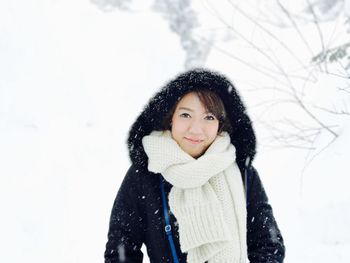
161 89 232 134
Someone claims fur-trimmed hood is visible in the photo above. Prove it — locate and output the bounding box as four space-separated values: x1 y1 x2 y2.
127 68 256 170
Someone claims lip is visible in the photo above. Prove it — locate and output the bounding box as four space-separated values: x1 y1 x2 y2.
184 137 203 144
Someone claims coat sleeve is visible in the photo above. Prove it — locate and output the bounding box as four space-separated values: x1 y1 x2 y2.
104 165 145 263
246 166 285 263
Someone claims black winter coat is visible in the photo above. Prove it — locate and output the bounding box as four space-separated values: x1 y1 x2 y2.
104 69 285 262
105 164 285 263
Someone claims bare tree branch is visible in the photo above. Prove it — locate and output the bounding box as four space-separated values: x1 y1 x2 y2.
275 0 315 58
225 0 312 72
311 104 350 115
305 0 328 72
194 34 291 86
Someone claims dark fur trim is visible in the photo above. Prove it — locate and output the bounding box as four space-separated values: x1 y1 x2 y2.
127 68 256 169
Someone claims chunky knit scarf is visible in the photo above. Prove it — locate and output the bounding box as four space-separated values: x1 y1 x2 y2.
142 130 247 263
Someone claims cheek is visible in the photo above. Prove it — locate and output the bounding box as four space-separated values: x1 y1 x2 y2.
207 123 219 139
171 118 186 138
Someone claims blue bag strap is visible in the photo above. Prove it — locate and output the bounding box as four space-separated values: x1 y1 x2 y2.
244 157 250 208
159 176 180 263
244 166 248 208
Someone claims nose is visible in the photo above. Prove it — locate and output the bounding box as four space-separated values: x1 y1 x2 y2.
188 118 203 134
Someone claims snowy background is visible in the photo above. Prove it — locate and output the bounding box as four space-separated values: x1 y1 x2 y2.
1 0 349 262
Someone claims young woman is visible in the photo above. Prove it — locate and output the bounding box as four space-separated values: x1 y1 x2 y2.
104 69 285 263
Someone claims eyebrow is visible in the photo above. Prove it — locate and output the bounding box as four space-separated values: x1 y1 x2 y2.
178 107 194 112
178 107 211 114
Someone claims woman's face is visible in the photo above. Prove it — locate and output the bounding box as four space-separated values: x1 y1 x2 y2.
171 92 219 158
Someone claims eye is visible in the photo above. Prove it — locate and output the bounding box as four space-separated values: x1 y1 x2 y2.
205 115 216 121
180 113 191 118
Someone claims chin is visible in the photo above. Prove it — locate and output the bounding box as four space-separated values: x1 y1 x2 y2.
189 150 204 159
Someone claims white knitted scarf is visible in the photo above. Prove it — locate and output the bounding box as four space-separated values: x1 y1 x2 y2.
142 130 247 263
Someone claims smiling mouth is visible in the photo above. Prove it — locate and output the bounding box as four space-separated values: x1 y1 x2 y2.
185 137 203 144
